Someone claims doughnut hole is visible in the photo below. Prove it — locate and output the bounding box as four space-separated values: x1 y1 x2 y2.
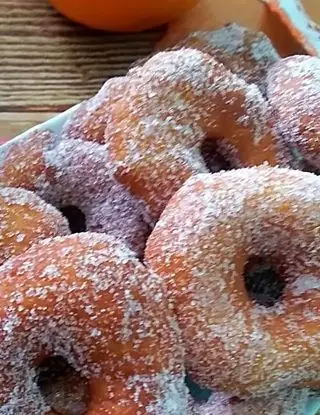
297 158 319 176
244 256 286 307
287 144 320 175
60 206 87 233
185 372 212 403
200 138 233 173
36 356 90 415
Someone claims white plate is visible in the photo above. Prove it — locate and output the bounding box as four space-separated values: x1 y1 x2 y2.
2 104 79 149
2 107 320 415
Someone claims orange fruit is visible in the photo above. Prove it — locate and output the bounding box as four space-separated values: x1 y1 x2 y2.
157 0 319 57
49 0 198 32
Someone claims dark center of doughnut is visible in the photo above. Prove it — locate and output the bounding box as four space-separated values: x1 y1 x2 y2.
200 139 233 173
288 145 319 175
184 373 212 403
138 219 153 263
301 160 320 176
244 256 285 307
60 206 87 233
36 356 90 415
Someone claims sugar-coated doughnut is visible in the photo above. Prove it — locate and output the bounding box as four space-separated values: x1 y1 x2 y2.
62 25 279 145
0 186 69 266
267 55 320 171
42 139 153 256
106 48 280 218
61 77 127 144
0 233 190 414
146 166 320 397
174 24 280 93
194 389 311 415
5 50 282 229
230 389 312 415
0 130 57 191
0 132 153 257
193 392 232 414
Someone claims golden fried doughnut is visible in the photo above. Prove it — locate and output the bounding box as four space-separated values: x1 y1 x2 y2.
0 130 56 191
194 388 312 414
267 55 320 171
61 77 128 144
106 49 281 218
146 166 320 397
0 233 189 414
174 24 280 93
230 389 312 415
62 26 279 145
193 388 312 414
0 132 153 257
0 186 69 265
193 391 232 414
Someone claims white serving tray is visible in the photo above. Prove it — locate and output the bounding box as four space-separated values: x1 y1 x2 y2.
2 106 320 415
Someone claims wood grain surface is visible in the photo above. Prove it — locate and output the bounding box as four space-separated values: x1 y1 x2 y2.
0 0 161 138
0 112 58 139
1 0 318 139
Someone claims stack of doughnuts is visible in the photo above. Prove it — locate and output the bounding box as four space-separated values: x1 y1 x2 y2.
0 23 319 415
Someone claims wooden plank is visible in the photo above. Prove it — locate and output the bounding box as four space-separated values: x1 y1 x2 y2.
304 0 320 23
0 112 59 139
0 0 161 111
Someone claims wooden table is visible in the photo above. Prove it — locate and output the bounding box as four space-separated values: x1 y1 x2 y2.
0 0 161 139
2 0 319 140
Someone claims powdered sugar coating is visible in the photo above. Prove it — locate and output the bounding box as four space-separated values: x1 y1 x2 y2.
1 47 282 234
174 23 280 94
146 166 320 397
193 391 232 414
230 389 311 415
0 233 190 414
61 77 128 144
0 130 58 191
43 139 153 256
0 187 70 265
106 48 280 218
0 131 153 257
267 55 320 169
193 388 312 414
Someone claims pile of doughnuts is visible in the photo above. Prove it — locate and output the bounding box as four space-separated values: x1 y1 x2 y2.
0 23 319 415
